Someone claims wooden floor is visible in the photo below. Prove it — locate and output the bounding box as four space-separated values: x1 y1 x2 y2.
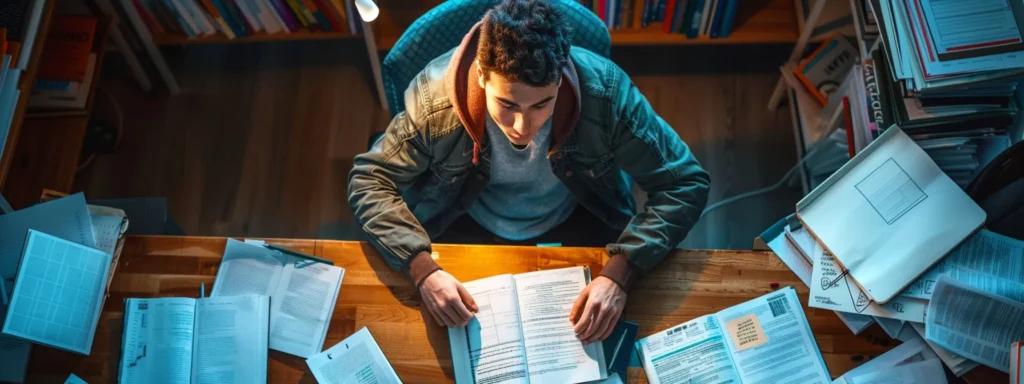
76 41 799 249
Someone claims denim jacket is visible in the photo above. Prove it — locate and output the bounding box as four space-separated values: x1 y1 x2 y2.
348 23 710 290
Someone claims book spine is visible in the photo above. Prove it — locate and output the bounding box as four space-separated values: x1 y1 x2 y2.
284 0 310 27
235 0 264 32
614 0 622 29
209 0 242 36
302 0 332 31
199 0 235 38
133 0 167 34
311 0 340 30
224 0 254 35
673 0 688 34
598 0 607 26
842 96 855 157
328 0 348 32
655 0 666 21
168 0 200 37
188 0 218 34
697 0 711 37
255 0 283 33
718 0 738 38
862 59 884 136
661 0 677 33
149 0 185 35
684 0 700 37
709 0 727 38
268 0 300 32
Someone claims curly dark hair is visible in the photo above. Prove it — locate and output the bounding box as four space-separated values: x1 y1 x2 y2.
477 0 573 87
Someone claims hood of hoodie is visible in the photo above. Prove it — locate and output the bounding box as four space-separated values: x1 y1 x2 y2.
444 22 582 163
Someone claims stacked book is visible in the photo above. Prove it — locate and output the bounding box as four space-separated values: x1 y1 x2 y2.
0 0 46 162
29 16 98 112
579 0 743 38
762 126 1024 377
784 0 1022 191
128 0 361 40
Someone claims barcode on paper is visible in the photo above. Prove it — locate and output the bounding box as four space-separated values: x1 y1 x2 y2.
768 295 790 317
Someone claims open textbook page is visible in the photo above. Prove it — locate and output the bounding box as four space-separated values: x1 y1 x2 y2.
637 288 829 384
902 229 1024 299
449 267 606 384
908 322 978 376
927 276 1024 372
806 236 927 322
119 298 198 384
514 267 606 383
767 228 874 334
190 295 270 384
449 274 529 384
307 327 400 384
212 239 344 358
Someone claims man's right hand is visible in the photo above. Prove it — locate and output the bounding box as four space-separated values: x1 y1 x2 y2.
419 270 478 328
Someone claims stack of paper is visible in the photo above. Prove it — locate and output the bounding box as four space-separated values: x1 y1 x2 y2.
926 276 1024 373
834 334 945 384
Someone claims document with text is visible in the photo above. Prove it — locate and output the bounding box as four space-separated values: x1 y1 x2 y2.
449 267 606 384
901 229 1024 300
306 327 401 384
211 239 345 358
117 295 270 384
833 334 939 384
908 322 979 376
636 287 830 384
926 276 1024 372
806 236 928 322
766 228 874 334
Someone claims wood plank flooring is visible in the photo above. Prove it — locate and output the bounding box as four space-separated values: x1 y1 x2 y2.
76 41 799 249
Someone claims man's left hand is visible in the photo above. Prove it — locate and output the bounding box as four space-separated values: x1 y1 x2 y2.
569 275 627 344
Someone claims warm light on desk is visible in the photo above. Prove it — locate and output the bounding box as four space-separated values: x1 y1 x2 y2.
355 0 379 22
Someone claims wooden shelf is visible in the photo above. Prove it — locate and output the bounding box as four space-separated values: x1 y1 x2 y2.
374 0 796 50
152 29 360 45
0 0 57 192
1 16 113 209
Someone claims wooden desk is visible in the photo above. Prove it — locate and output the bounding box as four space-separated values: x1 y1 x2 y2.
22 236 995 383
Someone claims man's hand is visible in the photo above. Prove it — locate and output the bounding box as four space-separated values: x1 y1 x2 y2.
569 276 627 344
419 270 478 328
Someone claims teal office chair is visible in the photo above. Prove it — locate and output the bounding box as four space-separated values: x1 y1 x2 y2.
381 0 611 118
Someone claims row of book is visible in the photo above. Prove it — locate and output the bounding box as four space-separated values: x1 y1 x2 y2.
129 0 362 39
29 16 99 112
578 0 742 38
0 0 46 162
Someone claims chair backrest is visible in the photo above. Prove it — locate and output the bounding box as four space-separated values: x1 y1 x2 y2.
381 0 611 117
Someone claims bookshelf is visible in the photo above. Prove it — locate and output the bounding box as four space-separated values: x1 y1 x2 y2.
151 29 359 45
1 16 113 209
0 0 57 194
370 0 799 50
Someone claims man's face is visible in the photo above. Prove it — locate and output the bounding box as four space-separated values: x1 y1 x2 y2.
478 64 559 146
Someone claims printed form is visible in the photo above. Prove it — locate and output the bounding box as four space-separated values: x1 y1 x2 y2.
901 229 1024 300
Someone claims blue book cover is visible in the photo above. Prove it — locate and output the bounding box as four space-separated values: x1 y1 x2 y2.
718 0 739 38
709 0 728 38
640 0 649 27
671 0 685 33
685 0 704 38
654 0 666 22
209 0 243 37
613 0 622 29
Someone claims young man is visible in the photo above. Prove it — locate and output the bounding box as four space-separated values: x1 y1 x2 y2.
348 0 710 343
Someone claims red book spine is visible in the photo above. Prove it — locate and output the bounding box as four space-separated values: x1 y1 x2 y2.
598 0 607 23
842 97 855 158
662 0 678 33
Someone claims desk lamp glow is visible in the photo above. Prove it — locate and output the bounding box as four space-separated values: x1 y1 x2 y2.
355 0 379 22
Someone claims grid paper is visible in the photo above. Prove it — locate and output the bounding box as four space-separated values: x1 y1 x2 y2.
2 230 111 354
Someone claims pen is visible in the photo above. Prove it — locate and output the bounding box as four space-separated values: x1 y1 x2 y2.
264 244 335 266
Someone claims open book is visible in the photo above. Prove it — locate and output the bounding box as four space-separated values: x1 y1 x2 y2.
211 239 344 358
449 267 607 384
636 287 830 383
796 126 985 303
117 295 270 384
